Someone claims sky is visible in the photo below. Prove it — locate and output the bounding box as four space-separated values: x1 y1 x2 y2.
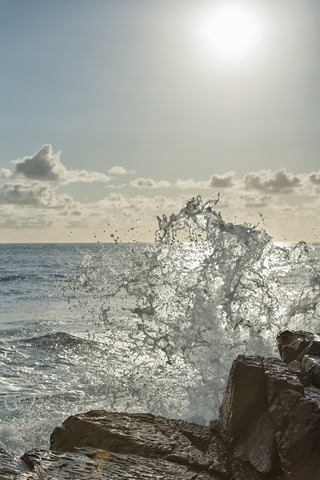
1 0 320 242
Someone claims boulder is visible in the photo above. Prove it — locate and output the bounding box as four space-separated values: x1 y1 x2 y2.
46 410 262 480
18 330 320 480
217 355 279 475
269 386 320 479
302 354 320 388
217 344 320 479
0 446 30 479
263 357 304 405
277 330 320 364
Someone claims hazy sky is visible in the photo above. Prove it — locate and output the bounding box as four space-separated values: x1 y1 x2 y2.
1 0 320 242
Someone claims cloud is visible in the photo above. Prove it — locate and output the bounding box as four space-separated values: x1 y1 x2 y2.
175 178 210 189
0 145 111 184
309 172 320 186
175 173 236 190
240 194 271 208
0 205 55 229
106 183 126 189
209 172 235 188
130 178 170 188
243 169 301 194
0 183 72 208
108 165 135 175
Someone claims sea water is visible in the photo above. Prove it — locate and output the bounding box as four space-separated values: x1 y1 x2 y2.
1 196 320 456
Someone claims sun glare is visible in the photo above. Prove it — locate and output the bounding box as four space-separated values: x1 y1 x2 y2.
198 2 265 64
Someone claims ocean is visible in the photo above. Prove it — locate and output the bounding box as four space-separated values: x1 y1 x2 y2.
1 197 320 458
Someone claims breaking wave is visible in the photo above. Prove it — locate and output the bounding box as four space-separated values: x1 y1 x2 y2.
70 196 320 422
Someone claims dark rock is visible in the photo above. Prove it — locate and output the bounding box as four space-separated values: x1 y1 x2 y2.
217 346 320 479
277 330 318 364
297 339 320 362
22 447 220 480
302 354 320 388
286 359 310 385
0 446 30 479
217 355 278 474
49 410 263 480
18 330 320 480
263 357 304 405
269 386 320 479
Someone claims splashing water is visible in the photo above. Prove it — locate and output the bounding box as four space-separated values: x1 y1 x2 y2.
70 196 320 422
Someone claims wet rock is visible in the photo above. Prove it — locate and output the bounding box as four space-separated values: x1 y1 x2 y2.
49 410 262 480
0 446 30 479
217 355 278 475
218 347 320 479
302 354 320 388
19 330 320 480
263 357 304 405
22 447 219 480
286 359 310 385
269 386 320 480
22 449 98 479
0 447 20 480
298 340 320 362
277 330 319 364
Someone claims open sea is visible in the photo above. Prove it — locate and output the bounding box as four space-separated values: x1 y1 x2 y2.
1 199 320 459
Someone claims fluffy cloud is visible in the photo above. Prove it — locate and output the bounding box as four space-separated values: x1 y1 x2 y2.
0 183 72 208
240 194 271 208
0 145 111 184
130 178 170 188
108 165 135 175
309 172 320 186
0 205 55 229
243 169 301 194
175 178 210 189
209 172 235 188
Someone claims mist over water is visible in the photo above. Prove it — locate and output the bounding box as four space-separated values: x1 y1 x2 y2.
1 196 320 455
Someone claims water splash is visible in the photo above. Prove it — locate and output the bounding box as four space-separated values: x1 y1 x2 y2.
70 196 320 422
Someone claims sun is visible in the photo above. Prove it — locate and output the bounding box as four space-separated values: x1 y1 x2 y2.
198 2 265 64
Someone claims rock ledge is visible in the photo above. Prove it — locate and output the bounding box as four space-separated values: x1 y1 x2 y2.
4 330 320 479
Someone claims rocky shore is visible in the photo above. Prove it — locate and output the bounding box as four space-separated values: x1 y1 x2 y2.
1 330 320 480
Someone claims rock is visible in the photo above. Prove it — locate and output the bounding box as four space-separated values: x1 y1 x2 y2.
286 359 310 385
302 354 320 388
217 347 320 479
217 355 278 475
277 330 320 364
298 340 320 362
263 357 304 405
23 447 220 480
48 410 262 480
269 386 320 479
0 446 30 479
18 330 320 480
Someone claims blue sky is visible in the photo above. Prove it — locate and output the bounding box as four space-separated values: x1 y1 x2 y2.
1 0 320 242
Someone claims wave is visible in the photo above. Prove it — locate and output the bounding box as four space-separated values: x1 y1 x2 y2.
0 275 29 283
22 331 96 350
67 196 320 421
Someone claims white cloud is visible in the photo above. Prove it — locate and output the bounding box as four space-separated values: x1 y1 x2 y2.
0 205 55 229
240 194 271 208
309 172 320 186
106 183 126 189
0 183 73 209
0 145 111 184
108 165 135 175
130 178 170 188
175 178 210 189
209 172 235 188
243 169 301 194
